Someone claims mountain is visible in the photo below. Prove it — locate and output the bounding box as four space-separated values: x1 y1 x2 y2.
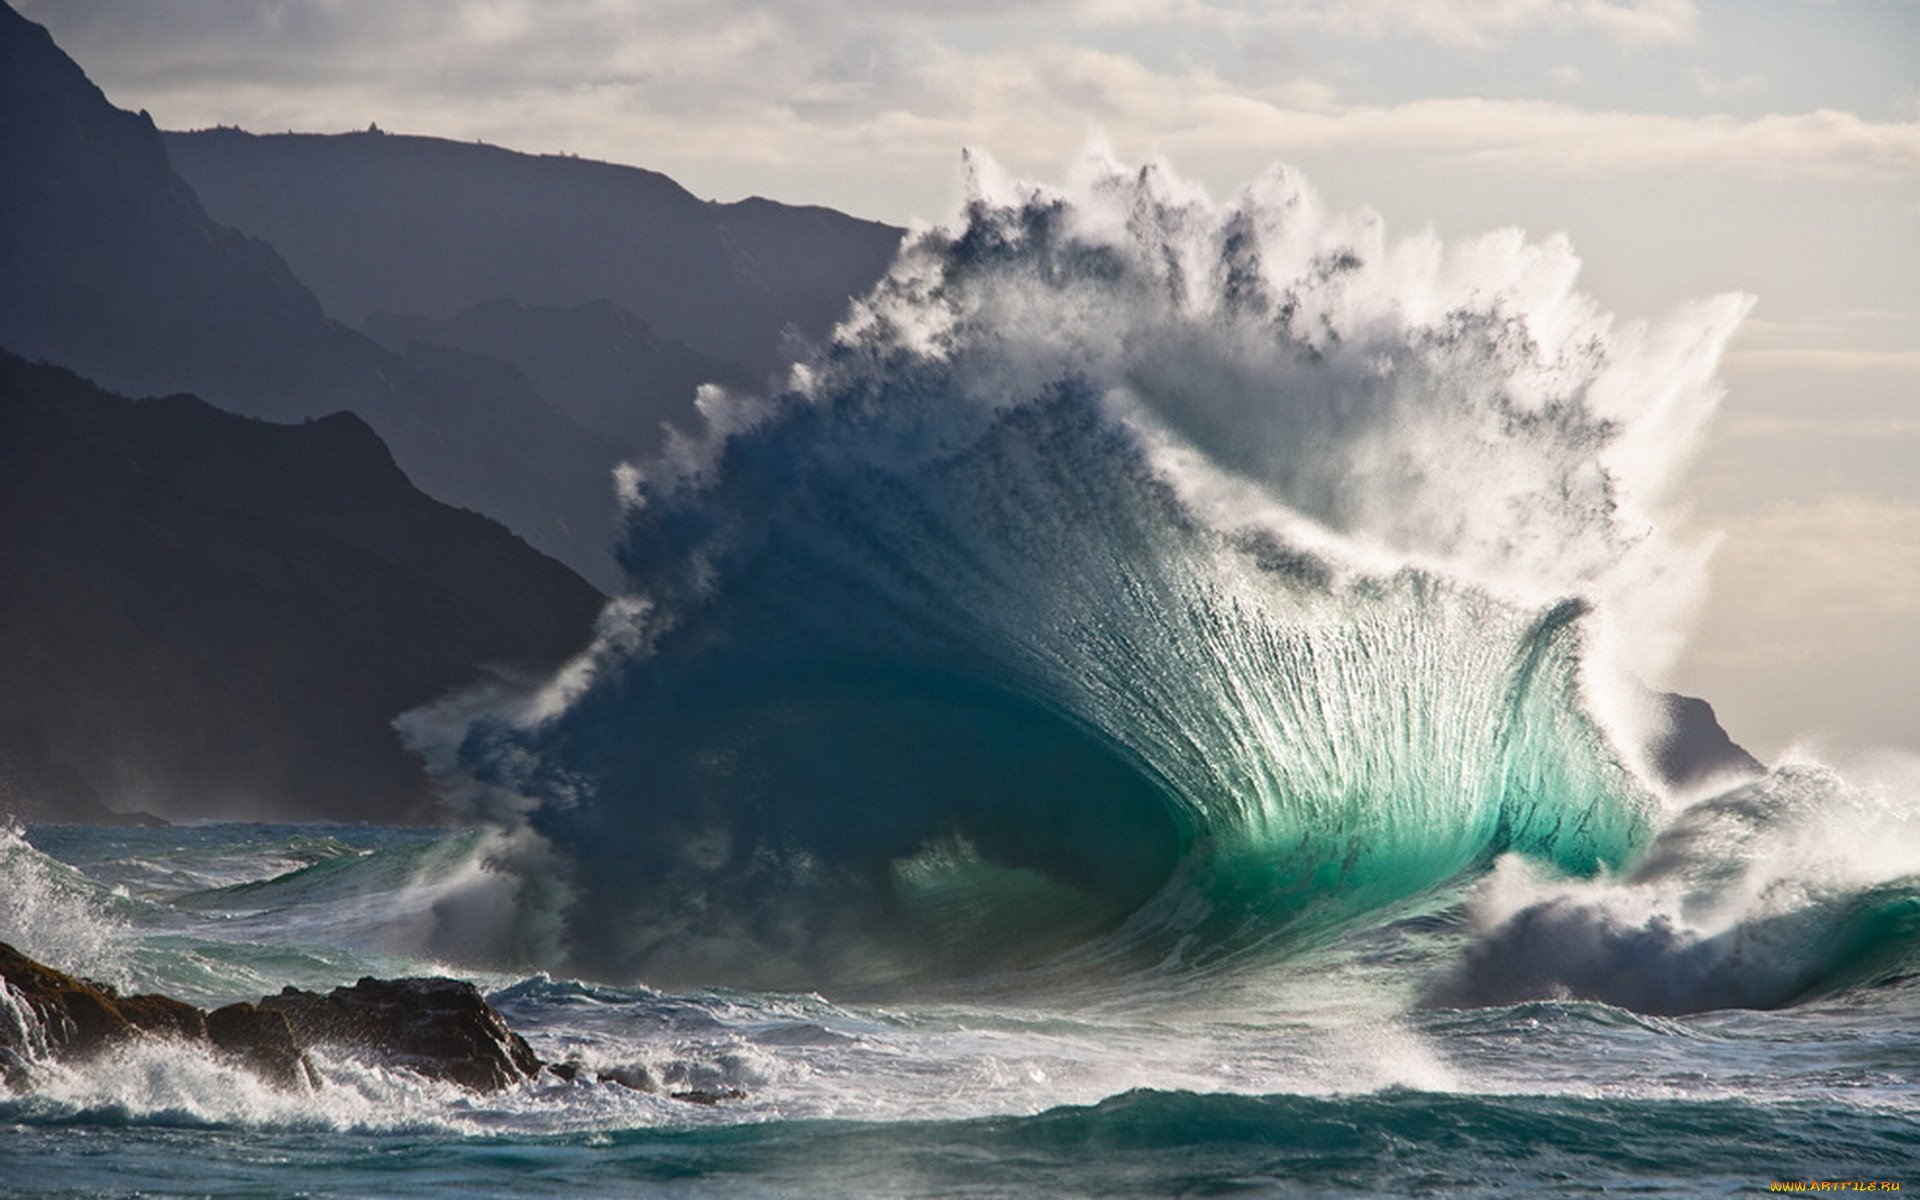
0 353 604 823
364 299 757 458
1651 693 1764 792
163 127 904 374
0 2 625 589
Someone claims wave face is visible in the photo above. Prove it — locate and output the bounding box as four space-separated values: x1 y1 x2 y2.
428 154 1749 989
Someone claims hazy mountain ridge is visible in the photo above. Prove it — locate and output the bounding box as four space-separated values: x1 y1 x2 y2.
163 127 906 374
364 299 757 459
0 352 603 823
0 2 626 589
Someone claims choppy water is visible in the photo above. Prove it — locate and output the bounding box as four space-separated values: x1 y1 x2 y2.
2 819 1916 1198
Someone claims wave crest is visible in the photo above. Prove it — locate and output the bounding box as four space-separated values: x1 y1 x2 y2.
417 152 1749 989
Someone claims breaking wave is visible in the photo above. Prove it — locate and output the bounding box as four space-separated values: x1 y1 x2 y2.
1432 757 1920 1013
416 151 1754 990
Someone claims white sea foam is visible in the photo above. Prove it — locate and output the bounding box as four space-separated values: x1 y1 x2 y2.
1434 753 1920 1013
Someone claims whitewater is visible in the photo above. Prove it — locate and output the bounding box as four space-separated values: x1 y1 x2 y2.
4 154 1917 1197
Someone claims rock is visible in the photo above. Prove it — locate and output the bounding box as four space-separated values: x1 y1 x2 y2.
0 941 539 1094
552 1061 745 1105
260 976 540 1092
206 1002 319 1091
115 992 209 1042
670 1087 747 1106
0 943 737 1103
596 1063 660 1092
0 941 137 1057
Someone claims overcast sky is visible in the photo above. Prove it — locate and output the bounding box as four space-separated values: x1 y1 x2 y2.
21 0 1918 758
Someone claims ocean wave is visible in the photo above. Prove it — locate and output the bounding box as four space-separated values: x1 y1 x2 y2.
409 151 1749 989
1431 759 1920 1013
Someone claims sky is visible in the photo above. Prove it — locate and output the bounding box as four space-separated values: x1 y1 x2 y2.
20 0 1918 759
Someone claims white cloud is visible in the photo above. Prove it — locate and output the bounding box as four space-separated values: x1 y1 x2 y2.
1262 99 1917 179
25 1 1911 194
1720 412 1920 440
845 52 1917 182
1250 0 1699 46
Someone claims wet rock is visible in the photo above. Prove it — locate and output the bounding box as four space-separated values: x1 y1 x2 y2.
590 1063 746 1104
670 1087 747 1105
116 992 208 1042
0 941 138 1057
206 1002 319 1091
260 976 541 1092
552 1060 746 1105
0 942 540 1095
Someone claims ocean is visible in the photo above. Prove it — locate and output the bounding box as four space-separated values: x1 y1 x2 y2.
2 819 1915 1197
4 155 1917 1196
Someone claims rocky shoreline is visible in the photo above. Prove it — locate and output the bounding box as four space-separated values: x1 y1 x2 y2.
0 942 740 1103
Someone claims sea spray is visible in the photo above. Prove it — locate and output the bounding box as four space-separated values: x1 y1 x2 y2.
1433 754 1920 1012
415 152 1750 989
0 824 131 987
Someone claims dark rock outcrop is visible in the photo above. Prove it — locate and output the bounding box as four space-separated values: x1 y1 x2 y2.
550 1059 745 1105
206 1002 319 1090
260 977 540 1092
0 353 604 823
0 942 535 1094
0 942 207 1057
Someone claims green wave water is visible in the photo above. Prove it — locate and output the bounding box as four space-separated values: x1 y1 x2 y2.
429 154 1703 989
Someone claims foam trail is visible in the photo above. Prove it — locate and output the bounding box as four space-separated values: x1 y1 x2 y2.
417 152 1749 990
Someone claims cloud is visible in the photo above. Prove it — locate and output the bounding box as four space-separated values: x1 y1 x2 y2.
1719 412 1920 440
862 51 1917 182
1255 0 1700 47
1692 66 1767 99
17 0 1917 223
1731 309 1920 369
1246 98 1916 179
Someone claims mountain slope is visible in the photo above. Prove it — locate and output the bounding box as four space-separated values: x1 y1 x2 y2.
0 2 625 589
163 127 904 373
364 299 757 458
0 353 603 822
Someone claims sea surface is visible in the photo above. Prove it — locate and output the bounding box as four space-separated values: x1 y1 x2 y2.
7 156 1919 1195
1 819 1915 1198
